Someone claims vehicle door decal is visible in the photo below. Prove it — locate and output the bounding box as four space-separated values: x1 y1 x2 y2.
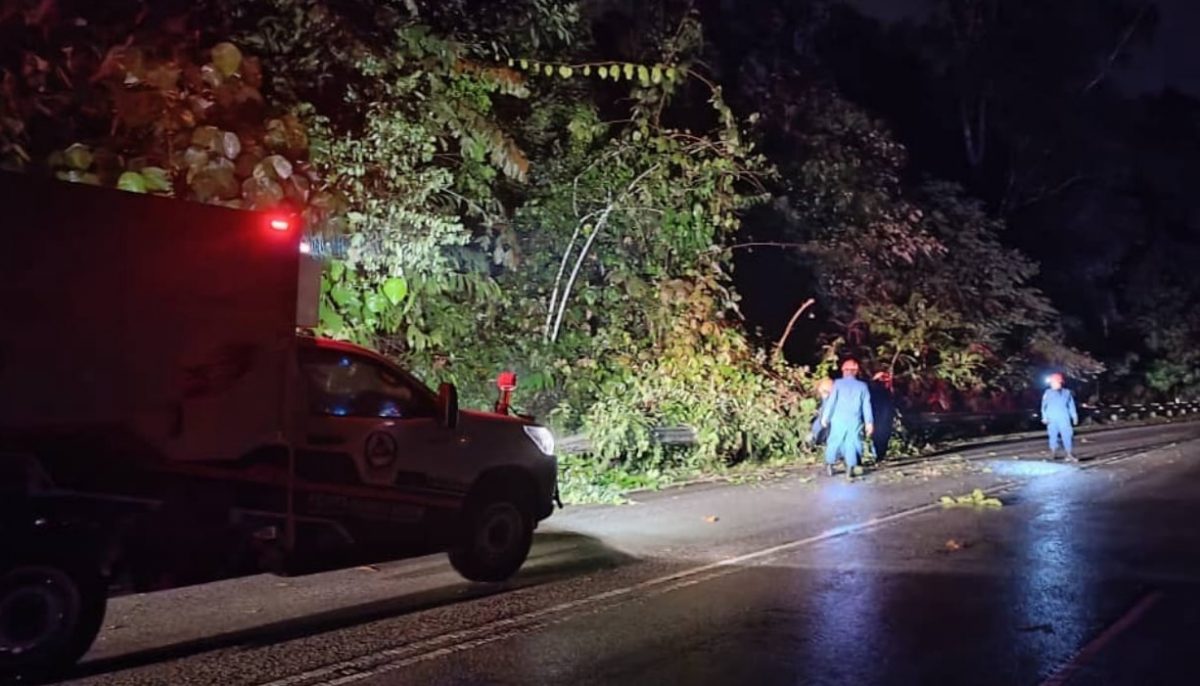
364 431 399 468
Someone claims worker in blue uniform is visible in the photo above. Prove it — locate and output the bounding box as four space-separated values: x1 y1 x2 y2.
1041 372 1079 461
821 358 874 480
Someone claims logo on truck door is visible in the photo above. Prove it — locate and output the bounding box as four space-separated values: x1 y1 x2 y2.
364 431 398 468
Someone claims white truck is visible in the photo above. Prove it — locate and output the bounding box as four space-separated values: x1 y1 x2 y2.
0 173 559 676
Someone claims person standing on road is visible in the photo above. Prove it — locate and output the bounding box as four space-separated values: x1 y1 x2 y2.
809 377 834 446
1042 372 1079 461
868 371 895 462
821 358 874 480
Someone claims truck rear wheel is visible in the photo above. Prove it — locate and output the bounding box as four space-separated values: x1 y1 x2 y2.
448 497 533 583
0 557 106 677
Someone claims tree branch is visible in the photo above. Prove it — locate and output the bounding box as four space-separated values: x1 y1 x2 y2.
775 298 816 356
960 97 987 169
1010 174 1088 211
551 202 614 343
550 164 661 342
544 207 605 341
1083 4 1151 94
726 241 819 252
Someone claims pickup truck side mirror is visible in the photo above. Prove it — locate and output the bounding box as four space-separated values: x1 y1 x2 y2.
437 382 459 430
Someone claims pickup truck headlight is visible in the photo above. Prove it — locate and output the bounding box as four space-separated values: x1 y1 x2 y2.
523 425 555 456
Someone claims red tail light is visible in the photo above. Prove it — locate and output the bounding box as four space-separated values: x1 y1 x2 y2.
269 218 290 231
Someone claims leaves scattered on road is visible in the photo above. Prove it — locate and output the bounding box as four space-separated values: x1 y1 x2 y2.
939 488 1003 509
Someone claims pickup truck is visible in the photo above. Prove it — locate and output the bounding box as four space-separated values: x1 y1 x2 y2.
0 173 558 676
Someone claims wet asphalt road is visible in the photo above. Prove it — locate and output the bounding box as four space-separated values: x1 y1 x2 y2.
52 420 1200 686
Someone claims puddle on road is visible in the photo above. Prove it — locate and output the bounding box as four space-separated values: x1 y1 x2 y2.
983 459 1074 478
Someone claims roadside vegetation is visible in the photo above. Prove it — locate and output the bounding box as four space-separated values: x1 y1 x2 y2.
5 0 1187 503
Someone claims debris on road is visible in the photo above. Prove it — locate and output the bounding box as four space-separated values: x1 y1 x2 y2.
704 515 720 523
939 489 1003 509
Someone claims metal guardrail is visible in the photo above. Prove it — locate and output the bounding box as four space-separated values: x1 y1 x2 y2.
902 400 1200 443
557 425 698 455
554 401 1199 455
1083 401 1200 422
905 401 1200 427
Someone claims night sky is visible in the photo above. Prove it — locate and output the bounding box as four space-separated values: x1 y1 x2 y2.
849 0 1200 96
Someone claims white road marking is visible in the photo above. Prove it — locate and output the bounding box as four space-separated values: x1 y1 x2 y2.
254 442 1180 686
1039 591 1164 686
256 479 1021 686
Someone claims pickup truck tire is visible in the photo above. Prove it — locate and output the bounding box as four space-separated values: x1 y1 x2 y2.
448 496 534 583
0 556 106 677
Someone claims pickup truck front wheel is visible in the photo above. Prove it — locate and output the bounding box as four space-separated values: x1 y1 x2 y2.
0 557 106 677
449 497 533 583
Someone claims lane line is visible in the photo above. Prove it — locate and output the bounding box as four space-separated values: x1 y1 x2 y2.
255 479 1021 686
1039 591 1164 686
258 439 1192 686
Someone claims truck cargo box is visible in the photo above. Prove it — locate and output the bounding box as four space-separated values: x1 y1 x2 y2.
0 173 302 464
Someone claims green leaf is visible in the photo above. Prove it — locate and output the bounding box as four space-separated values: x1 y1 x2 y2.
192 126 223 153
63 143 93 171
598 65 608 79
211 42 243 77
117 172 148 194
583 65 591 76
382 276 409 305
637 65 650 85
543 64 555 76
364 291 386 314
559 65 573 78
651 65 663 84
330 261 346 282
519 59 530 70
330 284 353 307
319 300 345 332
140 167 172 193
623 64 635 81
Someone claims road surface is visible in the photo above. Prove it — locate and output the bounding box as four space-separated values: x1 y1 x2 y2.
49 420 1200 686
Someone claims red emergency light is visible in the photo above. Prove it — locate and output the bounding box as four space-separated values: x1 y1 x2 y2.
269 217 291 231
496 371 518 391
494 371 518 415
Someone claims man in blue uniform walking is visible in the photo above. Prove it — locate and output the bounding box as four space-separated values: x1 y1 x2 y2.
1041 372 1079 461
821 358 874 480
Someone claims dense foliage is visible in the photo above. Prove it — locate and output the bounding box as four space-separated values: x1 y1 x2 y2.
805 0 1198 402
5 0 1176 502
